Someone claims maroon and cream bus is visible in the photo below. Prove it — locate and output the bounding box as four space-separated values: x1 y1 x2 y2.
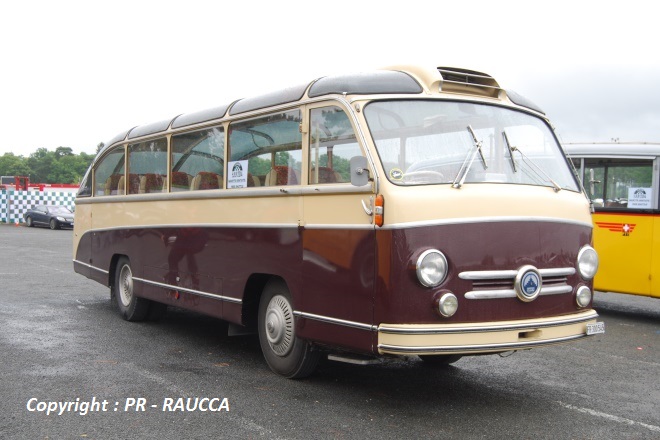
73 65 604 378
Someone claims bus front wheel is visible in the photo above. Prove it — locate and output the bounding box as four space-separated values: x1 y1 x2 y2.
112 257 150 322
258 280 320 379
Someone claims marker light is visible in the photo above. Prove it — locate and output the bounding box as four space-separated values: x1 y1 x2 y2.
437 292 458 318
577 245 599 280
576 285 592 308
416 249 448 287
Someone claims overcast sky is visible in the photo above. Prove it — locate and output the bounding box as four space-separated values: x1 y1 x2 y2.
1 0 658 157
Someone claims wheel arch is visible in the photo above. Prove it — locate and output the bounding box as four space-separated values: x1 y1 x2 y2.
108 253 127 288
241 273 288 328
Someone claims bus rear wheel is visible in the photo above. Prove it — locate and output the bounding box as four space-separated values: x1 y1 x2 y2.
258 280 320 379
112 257 150 322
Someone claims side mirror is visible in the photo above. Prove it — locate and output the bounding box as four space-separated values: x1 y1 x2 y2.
350 156 370 187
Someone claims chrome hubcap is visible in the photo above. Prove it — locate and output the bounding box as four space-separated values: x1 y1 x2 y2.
118 265 133 307
265 295 293 356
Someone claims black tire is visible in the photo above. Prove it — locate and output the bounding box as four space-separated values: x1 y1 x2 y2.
111 257 150 321
49 218 59 230
26 216 33 227
258 279 320 379
419 354 463 366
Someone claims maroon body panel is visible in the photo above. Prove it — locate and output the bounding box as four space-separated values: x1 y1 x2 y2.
74 219 593 356
299 228 376 351
74 225 377 352
375 221 593 325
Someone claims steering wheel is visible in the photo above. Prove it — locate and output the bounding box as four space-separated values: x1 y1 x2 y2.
402 170 445 183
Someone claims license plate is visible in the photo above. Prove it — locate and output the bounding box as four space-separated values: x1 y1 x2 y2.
586 322 605 335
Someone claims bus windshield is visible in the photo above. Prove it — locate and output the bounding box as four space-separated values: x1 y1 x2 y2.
364 100 579 191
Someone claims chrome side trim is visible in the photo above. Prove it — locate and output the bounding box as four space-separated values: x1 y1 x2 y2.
73 259 109 274
464 285 573 300
79 222 373 235
81 223 301 234
378 310 598 335
378 334 587 354
293 311 377 331
383 216 592 230
132 277 242 304
303 224 374 230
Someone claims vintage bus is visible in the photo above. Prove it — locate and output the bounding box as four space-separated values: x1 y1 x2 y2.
73 65 603 378
564 142 660 298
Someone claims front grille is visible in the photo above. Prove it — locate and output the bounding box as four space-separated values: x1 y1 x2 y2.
459 267 575 300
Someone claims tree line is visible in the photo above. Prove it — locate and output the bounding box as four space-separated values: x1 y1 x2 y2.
0 145 101 184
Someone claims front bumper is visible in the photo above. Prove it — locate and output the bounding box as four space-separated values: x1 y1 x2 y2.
377 309 600 355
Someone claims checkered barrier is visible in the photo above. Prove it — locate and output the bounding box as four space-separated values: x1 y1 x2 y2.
0 190 77 224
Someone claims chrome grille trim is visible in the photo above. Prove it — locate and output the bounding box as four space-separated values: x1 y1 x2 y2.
460 266 576 300
464 285 572 299
459 267 575 280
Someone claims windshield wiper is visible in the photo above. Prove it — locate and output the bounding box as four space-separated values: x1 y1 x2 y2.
502 130 561 192
452 125 488 189
502 130 517 172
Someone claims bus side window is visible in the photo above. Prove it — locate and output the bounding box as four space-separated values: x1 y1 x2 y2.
309 106 360 184
93 147 125 196
127 138 168 194
228 110 302 188
171 127 224 191
584 158 653 209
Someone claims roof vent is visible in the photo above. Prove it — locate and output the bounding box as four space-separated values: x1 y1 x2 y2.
437 67 501 98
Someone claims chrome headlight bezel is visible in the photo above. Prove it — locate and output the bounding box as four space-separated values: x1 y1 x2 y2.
577 245 599 280
575 285 592 308
437 292 459 318
416 249 448 288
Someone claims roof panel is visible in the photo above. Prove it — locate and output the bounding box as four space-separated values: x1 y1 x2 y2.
308 71 422 98
229 84 309 116
127 118 175 139
171 103 232 129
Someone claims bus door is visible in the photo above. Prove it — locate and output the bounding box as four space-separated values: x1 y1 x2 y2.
299 103 377 351
581 156 658 297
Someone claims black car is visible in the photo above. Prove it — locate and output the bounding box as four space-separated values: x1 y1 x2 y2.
24 205 74 230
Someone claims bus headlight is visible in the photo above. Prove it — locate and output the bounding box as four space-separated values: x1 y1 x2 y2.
416 249 448 287
437 292 458 318
575 285 592 308
577 245 599 280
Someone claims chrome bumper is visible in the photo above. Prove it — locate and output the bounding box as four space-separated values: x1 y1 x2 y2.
377 310 600 355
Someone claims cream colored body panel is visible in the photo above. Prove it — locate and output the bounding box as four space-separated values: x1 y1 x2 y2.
378 183 592 228
77 184 378 231
302 190 374 227
72 203 92 253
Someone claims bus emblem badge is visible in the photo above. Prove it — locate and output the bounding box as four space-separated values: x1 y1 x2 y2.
515 266 542 302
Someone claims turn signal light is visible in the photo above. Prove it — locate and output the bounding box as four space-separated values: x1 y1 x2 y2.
374 195 384 227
